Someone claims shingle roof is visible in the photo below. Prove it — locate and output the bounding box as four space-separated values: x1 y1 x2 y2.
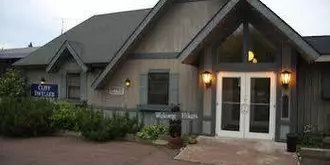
0 47 39 59
303 36 330 55
12 6 330 68
13 9 150 66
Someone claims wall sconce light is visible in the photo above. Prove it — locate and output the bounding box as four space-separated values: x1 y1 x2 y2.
125 78 131 88
280 71 291 88
40 77 46 85
202 71 212 87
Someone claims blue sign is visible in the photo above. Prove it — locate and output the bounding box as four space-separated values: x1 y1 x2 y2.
31 84 58 98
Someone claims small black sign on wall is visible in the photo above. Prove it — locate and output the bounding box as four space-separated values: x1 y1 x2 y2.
322 72 330 100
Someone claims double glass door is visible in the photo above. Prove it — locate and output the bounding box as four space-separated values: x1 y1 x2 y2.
216 72 276 139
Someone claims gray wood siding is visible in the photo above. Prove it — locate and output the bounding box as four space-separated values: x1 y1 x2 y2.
88 59 199 112
134 0 228 53
297 59 330 134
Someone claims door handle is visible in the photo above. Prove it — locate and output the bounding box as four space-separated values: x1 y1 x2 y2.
241 103 248 113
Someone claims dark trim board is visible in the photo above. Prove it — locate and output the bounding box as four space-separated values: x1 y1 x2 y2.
131 52 179 59
211 79 217 136
215 63 280 72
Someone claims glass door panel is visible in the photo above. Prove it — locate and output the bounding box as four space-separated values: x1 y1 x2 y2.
221 78 241 131
249 78 270 133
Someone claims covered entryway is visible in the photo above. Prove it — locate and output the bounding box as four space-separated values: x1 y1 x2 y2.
176 0 321 141
216 72 276 140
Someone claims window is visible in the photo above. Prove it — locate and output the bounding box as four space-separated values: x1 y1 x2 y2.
148 73 169 105
67 73 80 100
217 22 278 64
248 24 276 63
218 24 244 63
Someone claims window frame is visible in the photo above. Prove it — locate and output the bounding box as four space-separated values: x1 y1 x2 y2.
147 72 170 105
66 73 81 100
215 21 281 71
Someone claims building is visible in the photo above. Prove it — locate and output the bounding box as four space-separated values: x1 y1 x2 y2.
13 0 330 141
0 47 39 76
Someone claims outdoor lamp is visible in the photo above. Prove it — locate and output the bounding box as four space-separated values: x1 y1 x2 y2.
280 71 291 88
40 77 46 85
202 71 212 87
125 78 131 88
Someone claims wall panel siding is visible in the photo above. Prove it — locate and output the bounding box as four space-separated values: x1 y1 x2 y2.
297 59 330 134
87 59 199 112
24 59 199 114
134 0 228 53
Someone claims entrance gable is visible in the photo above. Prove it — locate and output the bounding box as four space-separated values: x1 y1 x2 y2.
178 0 321 64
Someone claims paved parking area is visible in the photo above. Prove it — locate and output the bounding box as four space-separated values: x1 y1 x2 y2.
0 136 199 165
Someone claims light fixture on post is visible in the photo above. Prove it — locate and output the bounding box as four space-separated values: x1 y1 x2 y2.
125 78 131 88
40 77 46 85
280 71 291 89
202 71 212 87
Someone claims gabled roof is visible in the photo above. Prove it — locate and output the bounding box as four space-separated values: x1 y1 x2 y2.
0 47 39 59
13 9 150 66
11 0 330 88
304 36 330 55
178 0 321 63
46 41 88 73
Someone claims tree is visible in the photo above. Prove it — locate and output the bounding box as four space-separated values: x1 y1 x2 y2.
28 42 33 47
0 69 28 98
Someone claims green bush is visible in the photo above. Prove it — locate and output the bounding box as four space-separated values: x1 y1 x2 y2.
298 124 324 148
298 133 324 148
78 110 142 142
109 112 142 137
78 109 114 141
0 98 56 137
137 125 168 140
0 69 28 98
52 101 80 131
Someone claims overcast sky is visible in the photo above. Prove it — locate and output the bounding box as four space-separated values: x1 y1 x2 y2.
1 0 330 49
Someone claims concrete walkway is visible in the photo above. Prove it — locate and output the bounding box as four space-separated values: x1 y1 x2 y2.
175 136 299 165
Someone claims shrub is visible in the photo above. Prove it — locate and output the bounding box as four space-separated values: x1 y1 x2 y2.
78 109 114 141
78 110 142 142
137 125 168 140
52 101 80 131
109 112 142 137
298 124 324 148
0 69 28 98
0 98 56 137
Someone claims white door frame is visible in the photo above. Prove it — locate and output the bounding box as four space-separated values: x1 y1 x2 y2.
216 72 245 138
216 72 276 140
244 72 276 140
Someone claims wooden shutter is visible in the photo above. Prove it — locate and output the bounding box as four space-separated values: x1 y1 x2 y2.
60 71 67 99
140 74 148 105
80 72 87 101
